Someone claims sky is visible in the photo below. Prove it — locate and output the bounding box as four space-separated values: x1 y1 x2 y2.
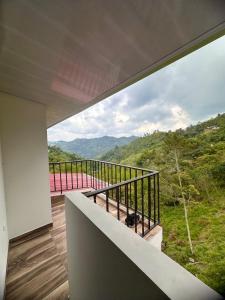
48 35 225 142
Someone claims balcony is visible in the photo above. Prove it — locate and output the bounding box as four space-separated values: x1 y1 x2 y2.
5 160 161 299
1 2 225 298
49 160 160 240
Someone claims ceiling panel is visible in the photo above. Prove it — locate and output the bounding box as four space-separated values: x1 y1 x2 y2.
0 0 225 127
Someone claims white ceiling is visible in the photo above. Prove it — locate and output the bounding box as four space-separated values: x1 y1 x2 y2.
0 0 225 127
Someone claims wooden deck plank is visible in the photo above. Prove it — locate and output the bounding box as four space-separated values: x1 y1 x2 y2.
5 190 160 299
6 196 69 300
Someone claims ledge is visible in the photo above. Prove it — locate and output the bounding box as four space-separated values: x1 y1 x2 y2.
65 191 223 300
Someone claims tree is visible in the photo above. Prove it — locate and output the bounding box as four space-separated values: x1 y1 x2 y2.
164 132 194 255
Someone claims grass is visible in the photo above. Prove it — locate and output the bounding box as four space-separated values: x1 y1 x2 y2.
161 192 225 296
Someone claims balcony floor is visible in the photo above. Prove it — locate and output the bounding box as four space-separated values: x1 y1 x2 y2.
5 196 69 300
5 192 161 299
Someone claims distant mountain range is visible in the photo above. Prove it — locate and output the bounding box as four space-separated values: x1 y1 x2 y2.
48 136 137 158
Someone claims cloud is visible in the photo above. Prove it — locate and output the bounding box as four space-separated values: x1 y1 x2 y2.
48 35 225 141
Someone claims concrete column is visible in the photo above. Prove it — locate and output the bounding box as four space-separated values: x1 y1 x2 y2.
0 92 52 239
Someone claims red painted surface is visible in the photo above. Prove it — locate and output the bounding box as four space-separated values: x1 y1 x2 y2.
49 173 107 195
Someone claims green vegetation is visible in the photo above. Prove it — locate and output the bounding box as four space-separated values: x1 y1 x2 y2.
48 145 83 162
100 113 225 295
48 114 225 294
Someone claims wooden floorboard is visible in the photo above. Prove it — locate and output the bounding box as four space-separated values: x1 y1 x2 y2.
5 191 160 299
5 196 69 300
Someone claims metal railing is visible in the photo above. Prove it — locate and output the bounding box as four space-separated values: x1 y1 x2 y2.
49 160 160 237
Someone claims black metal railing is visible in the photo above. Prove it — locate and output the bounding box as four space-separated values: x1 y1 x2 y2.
49 160 160 237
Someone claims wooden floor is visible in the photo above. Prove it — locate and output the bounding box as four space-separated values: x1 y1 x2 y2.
5 192 160 299
5 196 69 300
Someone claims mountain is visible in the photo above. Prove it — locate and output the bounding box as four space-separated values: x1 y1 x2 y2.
100 113 225 165
49 136 137 159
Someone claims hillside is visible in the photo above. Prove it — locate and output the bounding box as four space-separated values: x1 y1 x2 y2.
100 113 225 295
48 145 83 162
101 113 225 166
49 136 137 158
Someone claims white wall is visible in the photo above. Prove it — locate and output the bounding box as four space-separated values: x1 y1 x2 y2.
0 138 8 300
66 192 223 300
0 93 52 239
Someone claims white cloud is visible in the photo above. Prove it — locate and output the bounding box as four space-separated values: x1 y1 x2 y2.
48 35 225 142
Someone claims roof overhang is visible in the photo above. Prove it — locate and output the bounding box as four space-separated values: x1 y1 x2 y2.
0 0 225 127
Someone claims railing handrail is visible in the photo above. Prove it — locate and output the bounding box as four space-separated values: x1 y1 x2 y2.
49 159 89 164
49 159 160 238
85 172 158 197
49 159 156 174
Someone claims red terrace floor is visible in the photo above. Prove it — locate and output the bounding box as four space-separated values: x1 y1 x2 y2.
49 173 107 195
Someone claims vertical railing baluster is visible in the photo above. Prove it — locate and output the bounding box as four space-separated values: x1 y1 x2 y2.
49 163 52 192
104 162 106 188
95 161 97 189
134 180 137 233
157 173 160 224
94 160 96 189
100 162 103 189
129 167 131 207
116 187 120 220
135 169 138 223
71 162 73 190
76 161 78 189
154 174 156 225
111 164 114 199
141 178 144 237
115 165 117 184
53 163 56 192
95 161 98 190
119 166 122 203
125 184 129 226
106 190 109 212
89 160 91 187
81 161 83 188
92 161 94 189
65 162 68 190
91 160 94 188
120 165 121 183
59 163 62 194
102 162 104 188
148 175 151 230
98 161 100 189
86 160 88 188
107 163 110 187
89 161 90 188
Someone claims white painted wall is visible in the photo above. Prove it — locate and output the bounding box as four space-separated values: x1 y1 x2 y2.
0 92 52 239
147 227 163 250
66 192 223 300
0 138 8 300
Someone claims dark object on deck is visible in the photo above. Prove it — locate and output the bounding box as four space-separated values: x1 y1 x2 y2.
125 213 140 227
